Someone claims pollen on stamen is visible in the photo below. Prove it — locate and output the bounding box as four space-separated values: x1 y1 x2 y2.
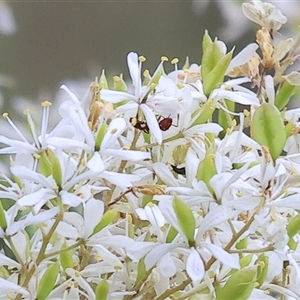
171 58 179 64
139 55 146 62
41 100 52 107
2 112 8 118
161 56 168 62
143 69 150 77
243 109 250 117
270 215 277 222
33 153 40 159
23 109 29 115
113 76 120 82
177 83 184 89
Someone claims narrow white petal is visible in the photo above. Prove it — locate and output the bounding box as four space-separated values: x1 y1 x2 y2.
271 194 300 209
46 137 91 151
0 277 30 297
186 248 205 282
102 148 151 162
204 243 239 269
158 252 177 277
61 190 83 207
100 117 127 150
227 43 258 73
83 198 104 238
100 89 136 103
60 85 80 104
140 104 162 145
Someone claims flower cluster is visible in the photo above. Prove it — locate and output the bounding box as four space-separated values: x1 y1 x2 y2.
1 1 300 299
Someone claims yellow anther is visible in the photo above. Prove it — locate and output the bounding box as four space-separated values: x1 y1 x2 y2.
176 83 184 89
139 55 146 62
41 100 52 107
74 270 81 277
161 56 168 62
114 265 122 270
270 215 277 222
226 127 232 135
147 201 155 208
264 290 270 295
291 167 298 176
127 214 133 223
19 206 27 211
23 109 29 115
183 68 190 73
2 113 8 118
243 109 250 117
113 76 120 81
171 58 179 64
143 69 150 77
236 191 243 197
231 119 237 127
33 153 40 159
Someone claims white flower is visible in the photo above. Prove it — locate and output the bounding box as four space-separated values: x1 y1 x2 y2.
242 0 287 31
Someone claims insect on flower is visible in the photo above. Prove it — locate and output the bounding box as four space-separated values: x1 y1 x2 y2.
130 116 149 134
157 114 179 131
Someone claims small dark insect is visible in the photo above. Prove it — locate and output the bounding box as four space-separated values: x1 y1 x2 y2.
158 116 173 131
171 165 186 176
130 117 149 134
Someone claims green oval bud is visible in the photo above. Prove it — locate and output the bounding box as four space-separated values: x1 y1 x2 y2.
0 201 7 230
252 103 286 160
275 81 296 110
190 100 216 126
173 197 195 246
60 242 73 270
95 121 108 151
37 261 59 300
215 267 257 300
255 253 269 287
166 226 178 243
240 254 253 268
99 69 108 90
93 209 118 235
46 149 62 188
196 153 216 194
135 257 147 287
113 74 127 92
287 213 300 238
95 279 109 300
236 237 247 250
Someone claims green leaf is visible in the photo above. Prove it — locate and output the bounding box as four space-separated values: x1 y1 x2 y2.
37 261 59 300
95 279 109 300
252 103 286 160
93 209 118 235
215 267 257 300
275 80 296 110
173 197 195 246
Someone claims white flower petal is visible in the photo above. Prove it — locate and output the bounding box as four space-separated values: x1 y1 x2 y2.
61 190 83 207
100 89 136 103
140 104 162 145
102 148 150 162
186 248 205 282
204 243 239 269
100 117 127 150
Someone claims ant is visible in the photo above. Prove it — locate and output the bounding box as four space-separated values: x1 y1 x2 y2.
130 117 149 133
157 114 179 131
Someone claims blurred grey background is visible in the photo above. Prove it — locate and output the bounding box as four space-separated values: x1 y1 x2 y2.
2 0 297 109
0 0 251 105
